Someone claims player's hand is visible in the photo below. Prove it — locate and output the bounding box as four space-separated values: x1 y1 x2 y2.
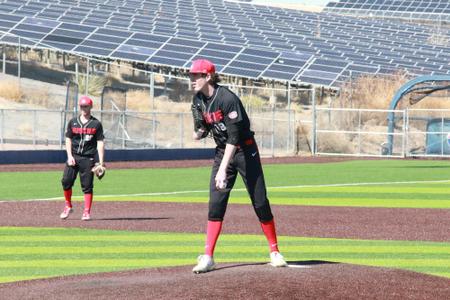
215 169 228 190
67 156 75 166
92 163 106 180
193 129 205 140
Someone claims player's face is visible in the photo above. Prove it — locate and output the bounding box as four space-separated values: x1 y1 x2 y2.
189 73 209 93
79 105 92 116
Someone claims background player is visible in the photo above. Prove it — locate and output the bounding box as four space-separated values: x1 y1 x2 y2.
60 96 105 221
189 59 287 273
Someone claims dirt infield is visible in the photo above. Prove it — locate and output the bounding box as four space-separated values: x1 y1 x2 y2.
1 201 449 298
0 201 448 242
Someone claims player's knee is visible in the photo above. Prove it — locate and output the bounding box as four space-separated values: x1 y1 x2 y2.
208 210 224 221
61 178 73 190
254 204 273 222
81 185 93 194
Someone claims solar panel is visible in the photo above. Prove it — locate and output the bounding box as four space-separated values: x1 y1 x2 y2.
220 66 262 79
74 45 113 56
147 55 187 68
325 0 450 22
0 0 447 87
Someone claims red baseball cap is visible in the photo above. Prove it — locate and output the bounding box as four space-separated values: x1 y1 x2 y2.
189 59 216 74
79 96 93 107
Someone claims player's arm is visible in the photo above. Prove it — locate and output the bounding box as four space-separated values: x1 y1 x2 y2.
215 143 236 189
65 137 75 166
95 122 106 166
97 140 105 165
215 124 240 189
191 96 209 140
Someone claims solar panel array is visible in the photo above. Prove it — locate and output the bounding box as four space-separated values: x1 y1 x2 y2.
325 0 450 22
0 0 448 88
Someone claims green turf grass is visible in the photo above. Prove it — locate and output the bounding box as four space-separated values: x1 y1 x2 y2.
90 181 450 208
0 227 449 283
1 160 449 209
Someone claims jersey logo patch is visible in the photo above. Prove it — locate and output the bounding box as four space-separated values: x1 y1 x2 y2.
228 111 238 119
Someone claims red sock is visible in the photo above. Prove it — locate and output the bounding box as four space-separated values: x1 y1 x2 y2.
63 189 72 208
84 193 93 213
205 220 222 257
261 219 279 253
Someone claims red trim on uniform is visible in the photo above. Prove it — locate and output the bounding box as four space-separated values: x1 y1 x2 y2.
203 110 223 124
244 138 254 145
260 219 280 253
205 220 222 257
63 189 72 208
84 193 93 213
72 127 97 134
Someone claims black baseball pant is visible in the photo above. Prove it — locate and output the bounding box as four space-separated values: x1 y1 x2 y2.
61 155 96 193
208 142 274 222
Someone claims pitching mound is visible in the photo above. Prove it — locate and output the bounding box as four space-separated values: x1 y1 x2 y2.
1 263 449 299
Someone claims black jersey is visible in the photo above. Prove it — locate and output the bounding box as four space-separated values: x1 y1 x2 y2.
65 116 104 157
193 85 254 148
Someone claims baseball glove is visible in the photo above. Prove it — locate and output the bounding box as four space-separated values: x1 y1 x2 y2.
191 103 209 138
92 163 106 180
191 103 205 131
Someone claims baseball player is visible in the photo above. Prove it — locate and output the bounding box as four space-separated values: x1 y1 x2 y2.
60 96 105 221
189 59 287 273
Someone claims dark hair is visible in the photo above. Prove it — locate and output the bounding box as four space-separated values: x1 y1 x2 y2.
210 73 221 84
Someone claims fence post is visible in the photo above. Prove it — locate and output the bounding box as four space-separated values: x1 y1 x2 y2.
402 109 407 157
18 38 21 79
292 109 296 155
60 109 64 149
0 109 3 148
180 113 184 148
311 88 317 155
85 58 89 95
358 109 362 155
33 110 37 148
121 112 125 149
404 108 409 157
441 112 445 156
2 45 5 74
75 61 79 83
287 83 291 153
152 112 156 149
271 106 275 157
150 72 155 110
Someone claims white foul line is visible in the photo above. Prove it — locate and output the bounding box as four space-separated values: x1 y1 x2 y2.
1 179 449 203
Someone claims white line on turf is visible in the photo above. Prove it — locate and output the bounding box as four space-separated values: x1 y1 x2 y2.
2 179 449 203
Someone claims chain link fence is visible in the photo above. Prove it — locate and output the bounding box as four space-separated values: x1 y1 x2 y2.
314 107 450 157
0 108 301 157
0 43 314 157
2 43 448 158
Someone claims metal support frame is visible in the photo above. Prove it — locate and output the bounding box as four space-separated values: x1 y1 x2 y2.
386 75 450 155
